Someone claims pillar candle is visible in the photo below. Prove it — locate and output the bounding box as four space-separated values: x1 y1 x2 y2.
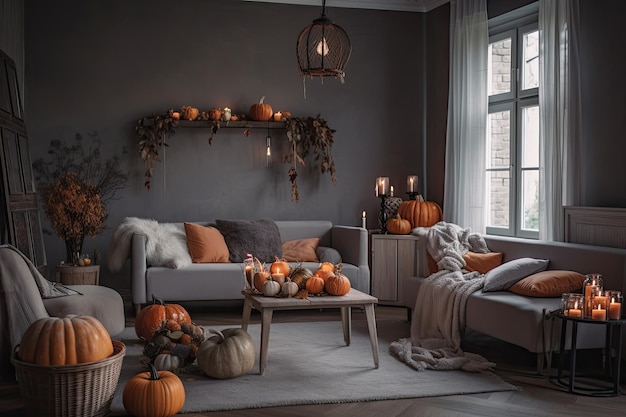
568 308 582 318
271 273 285 286
361 211 367 229
591 305 606 321
609 299 622 320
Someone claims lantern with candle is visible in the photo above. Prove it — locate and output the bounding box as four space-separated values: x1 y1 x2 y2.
582 273 603 319
608 290 623 320
376 177 390 233
406 175 419 200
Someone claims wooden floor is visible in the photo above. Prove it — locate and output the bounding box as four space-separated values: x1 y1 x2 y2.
2 301 626 417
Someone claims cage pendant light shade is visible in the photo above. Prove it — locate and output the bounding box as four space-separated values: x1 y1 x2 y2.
297 7 351 83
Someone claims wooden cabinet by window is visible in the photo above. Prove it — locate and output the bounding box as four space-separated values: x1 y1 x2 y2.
371 234 428 305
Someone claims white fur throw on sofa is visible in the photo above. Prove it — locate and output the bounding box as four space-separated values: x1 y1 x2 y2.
108 217 192 272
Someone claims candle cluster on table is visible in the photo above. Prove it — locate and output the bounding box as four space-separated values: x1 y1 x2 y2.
560 275 622 320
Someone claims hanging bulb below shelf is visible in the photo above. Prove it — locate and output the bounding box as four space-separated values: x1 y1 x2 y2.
266 135 272 168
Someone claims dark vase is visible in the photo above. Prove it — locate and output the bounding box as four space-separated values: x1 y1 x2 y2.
64 236 85 265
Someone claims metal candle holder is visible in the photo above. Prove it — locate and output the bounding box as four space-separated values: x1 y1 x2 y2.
379 195 388 234
406 191 419 201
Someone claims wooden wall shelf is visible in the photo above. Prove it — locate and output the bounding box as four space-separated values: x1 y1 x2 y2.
178 120 285 129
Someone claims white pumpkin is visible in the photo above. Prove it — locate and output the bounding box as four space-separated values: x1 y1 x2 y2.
197 328 255 379
262 279 281 297
154 353 182 371
282 279 299 297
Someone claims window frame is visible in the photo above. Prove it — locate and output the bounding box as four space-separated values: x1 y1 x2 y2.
486 4 539 239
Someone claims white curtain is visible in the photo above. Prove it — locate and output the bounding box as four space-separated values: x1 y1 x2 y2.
538 0 582 241
443 0 489 233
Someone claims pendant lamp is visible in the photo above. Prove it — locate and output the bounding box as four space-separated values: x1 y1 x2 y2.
296 0 351 90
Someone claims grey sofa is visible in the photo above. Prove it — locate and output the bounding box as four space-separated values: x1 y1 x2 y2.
130 220 370 315
401 235 626 370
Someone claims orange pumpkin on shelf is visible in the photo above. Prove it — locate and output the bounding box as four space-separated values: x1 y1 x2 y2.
397 200 443 228
180 105 199 121
249 96 273 121
208 108 222 121
386 214 411 235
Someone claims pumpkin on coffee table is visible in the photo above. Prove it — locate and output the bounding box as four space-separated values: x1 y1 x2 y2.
197 328 255 379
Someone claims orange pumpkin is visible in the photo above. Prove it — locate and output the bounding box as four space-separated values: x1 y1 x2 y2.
249 96 273 121
18 315 113 365
270 257 291 275
208 108 222 121
318 261 335 272
254 269 270 292
123 363 185 417
305 274 325 294
313 268 335 283
180 105 199 121
397 200 443 228
325 265 351 296
135 297 192 340
386 214 411 235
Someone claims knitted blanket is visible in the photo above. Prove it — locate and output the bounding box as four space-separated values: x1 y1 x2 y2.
390 222 495 372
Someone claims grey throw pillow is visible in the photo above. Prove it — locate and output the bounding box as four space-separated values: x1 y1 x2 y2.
316 246 342 265
215 219 282 263
483 257 550 292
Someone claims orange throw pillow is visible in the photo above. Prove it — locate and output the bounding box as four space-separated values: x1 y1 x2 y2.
508 270 585 297
184 222 230 263
463 252 503 274
282 238 320 262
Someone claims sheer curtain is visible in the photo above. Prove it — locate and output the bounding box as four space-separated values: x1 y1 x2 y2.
443 0 488 232
538 0 582 241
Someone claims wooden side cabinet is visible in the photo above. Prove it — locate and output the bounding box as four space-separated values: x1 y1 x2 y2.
371 234 428 305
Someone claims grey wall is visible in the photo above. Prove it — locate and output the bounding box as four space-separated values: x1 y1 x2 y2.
23 0 427 289
18 0 626 293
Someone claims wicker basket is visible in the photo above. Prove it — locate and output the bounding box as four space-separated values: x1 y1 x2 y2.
11 340 126 417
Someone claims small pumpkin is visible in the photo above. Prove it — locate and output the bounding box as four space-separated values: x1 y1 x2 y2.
305 274 325 294
249 96 273 121
262 278 281 297
270 256 291 276
154 353 182 371
313 268 335 283
397 200 443 228
197 328 256 379
208 108 222 121
18 315 113 365
254 269 270 292
180 105 199 121
386 214 411 235
123 363 185 417
282 278 299 297
318 261 335 272
135 297 192 340
325 264 351 296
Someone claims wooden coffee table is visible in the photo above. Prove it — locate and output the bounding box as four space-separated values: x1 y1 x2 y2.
241 288 379 375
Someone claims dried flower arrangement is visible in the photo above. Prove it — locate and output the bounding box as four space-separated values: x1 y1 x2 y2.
32 133 128 263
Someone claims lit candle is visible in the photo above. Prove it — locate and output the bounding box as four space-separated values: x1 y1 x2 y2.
592 304 606 321
407 175 418 193
609 297 622 320
361 210 367 229
390 186 394 197
271 273 285 286
568 300 582 317
376 177 389 196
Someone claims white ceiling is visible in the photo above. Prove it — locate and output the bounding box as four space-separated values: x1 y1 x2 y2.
243 0 450 13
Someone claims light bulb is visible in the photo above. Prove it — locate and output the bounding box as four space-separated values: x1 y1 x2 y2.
266 136 272 167
316 37 329 56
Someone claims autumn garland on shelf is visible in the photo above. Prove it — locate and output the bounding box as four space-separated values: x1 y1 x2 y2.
136 109 337 201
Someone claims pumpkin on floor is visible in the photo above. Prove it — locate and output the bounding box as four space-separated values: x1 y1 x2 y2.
123 363 185 417
135 297 192 340
197 328 256 379
18 315 113 365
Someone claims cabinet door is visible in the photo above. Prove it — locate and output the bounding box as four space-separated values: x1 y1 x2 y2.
397 239 418 282
371 237 398 302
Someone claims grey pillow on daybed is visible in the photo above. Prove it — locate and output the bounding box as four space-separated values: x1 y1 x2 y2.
482 257 550 292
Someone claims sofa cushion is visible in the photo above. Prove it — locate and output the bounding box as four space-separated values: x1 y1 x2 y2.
463 252 503 274
483 257 549 292
282 238 320 262
215 219 282 263
184 222 230 263
508 270 585 297
316 246 342 265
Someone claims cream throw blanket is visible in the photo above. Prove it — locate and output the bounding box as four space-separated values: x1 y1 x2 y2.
390 222 495 372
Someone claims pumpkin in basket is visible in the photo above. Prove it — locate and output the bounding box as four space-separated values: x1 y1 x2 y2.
197 328 255 379
397 200 443 228
18 315 113 365
123 363 185 417
135 296 192 340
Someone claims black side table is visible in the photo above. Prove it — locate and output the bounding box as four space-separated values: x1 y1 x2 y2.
553 314 625 396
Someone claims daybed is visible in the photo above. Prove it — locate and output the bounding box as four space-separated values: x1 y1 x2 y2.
401 234 626 369
109 219 369 315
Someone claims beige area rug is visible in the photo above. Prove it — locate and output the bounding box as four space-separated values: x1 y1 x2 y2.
110 319 518 414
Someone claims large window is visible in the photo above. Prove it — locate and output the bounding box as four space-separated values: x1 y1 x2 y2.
486 10 539 239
